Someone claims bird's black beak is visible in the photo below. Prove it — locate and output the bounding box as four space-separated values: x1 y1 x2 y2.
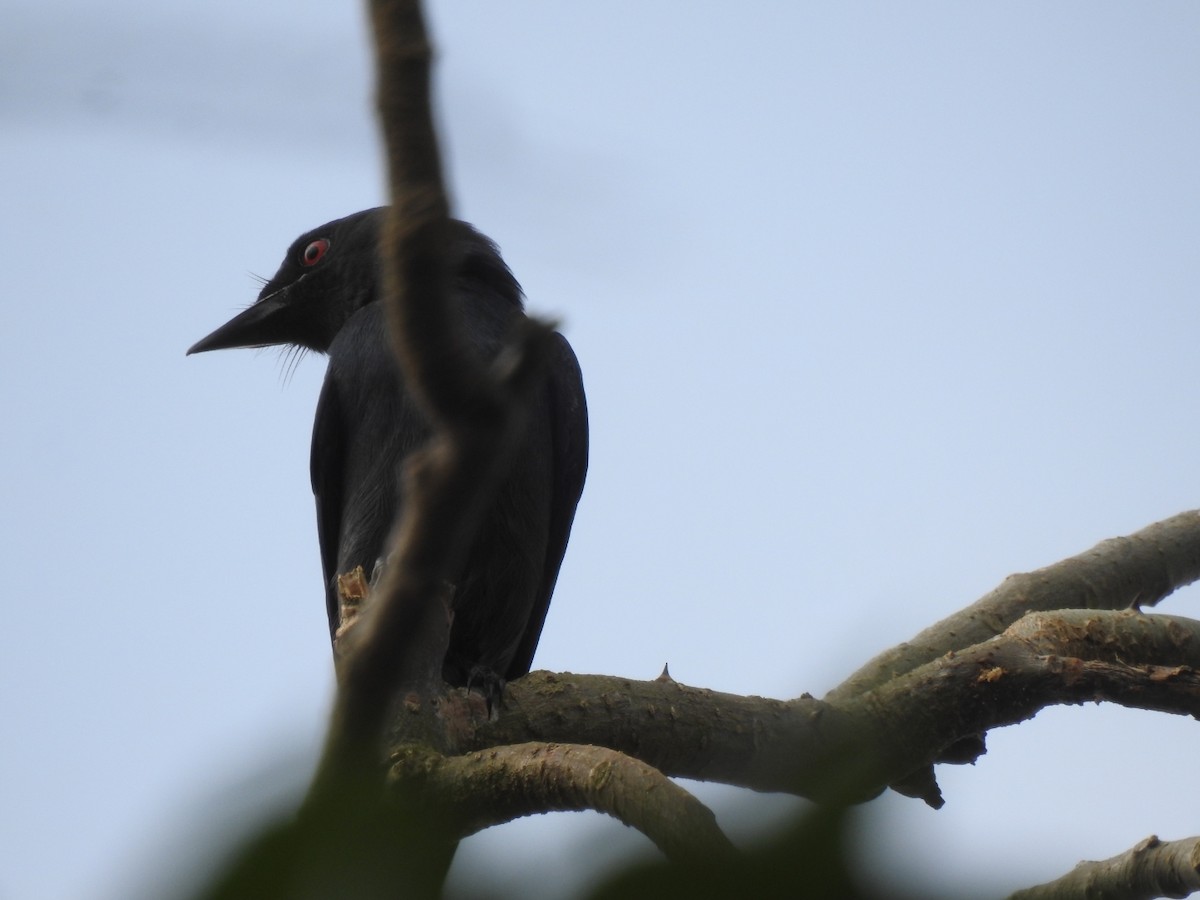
187 290 293 355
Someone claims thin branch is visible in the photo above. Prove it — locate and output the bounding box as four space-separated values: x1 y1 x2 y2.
312 0 556 793
828 510 1200 704
330 0 455 746
1008 834 1200 900
391 742 737 863
369 4 493 424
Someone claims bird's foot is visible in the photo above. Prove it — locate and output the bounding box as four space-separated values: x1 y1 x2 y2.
465 665 506 720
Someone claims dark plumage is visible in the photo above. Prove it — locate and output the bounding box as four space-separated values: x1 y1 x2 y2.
188 208 587 685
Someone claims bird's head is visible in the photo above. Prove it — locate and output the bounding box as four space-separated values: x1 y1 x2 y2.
187 208 384 356
188 208 523 357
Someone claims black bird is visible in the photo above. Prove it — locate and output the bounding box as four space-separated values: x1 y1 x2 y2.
188 209 588 687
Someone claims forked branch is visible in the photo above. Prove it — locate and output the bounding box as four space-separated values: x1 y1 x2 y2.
829 510 1200 703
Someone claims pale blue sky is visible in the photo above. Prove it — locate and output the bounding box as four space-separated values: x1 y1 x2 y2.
3 3 1199 897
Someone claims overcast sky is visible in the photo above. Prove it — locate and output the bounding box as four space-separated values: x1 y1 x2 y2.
3 2 1200 898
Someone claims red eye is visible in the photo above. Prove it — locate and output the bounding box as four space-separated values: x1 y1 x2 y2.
301 239 330 266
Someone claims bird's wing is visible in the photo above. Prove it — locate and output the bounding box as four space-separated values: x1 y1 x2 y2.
506 332 589 679
311 371 346 640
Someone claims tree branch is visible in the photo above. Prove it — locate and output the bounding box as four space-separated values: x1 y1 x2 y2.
1008 834 1200 900
461 672 860 801
848 609 1200 789
454 608 1200 806
329 0 451 746
828 510 1200 703
830 510 1200 806
310 0 556 800
390 742 737 863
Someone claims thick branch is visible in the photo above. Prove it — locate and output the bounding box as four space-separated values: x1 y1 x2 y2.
464 672 859 800
828 510 1200 703
391 742 736 863
1008 834 1200 900
460 609 1200 803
